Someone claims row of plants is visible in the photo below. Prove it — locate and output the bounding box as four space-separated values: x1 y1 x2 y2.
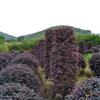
0 33 100 53
0 36 42 52
0 26 100 99
0 52 44 99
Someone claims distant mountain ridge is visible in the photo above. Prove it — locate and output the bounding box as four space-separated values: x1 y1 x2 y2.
0 26 92 40
21 26 91 40
74 28 91 34
0 31 16 40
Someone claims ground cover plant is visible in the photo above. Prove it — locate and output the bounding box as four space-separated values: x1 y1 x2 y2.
0 83 44 100
0 26 100 100
89 52 100 76
0 64 41 93
0 53 12 70
65 77 100 100
11 52 39 74
31 39 46 68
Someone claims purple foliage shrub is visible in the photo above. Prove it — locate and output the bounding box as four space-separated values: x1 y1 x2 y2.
78 41 92 54
0 83 44 100
65 77 100 100
89 53 100 76
9 50 22 57
92 45 100 53
0 53 13 70
78 41 87 54
45 26 79 97
0 64 41 93
76 52 86 69
32 40 46 68
11 52 39 74
45 29 54 79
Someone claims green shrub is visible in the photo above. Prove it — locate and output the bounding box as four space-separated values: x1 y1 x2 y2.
75 33 100 46
0 35 5 44
8 42 23 51
84 53 93 62
0 44 9 52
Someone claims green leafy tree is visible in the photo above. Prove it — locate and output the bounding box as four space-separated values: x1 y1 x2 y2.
17 36 24 41
0 35 5 44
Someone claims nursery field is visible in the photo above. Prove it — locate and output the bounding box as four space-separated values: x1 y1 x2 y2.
0 26 100 100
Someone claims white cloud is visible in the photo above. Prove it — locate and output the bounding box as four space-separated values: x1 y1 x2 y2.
0 0 100 36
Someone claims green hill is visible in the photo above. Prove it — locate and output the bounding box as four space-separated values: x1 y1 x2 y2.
74 28 91 34
20 26 91 40
0 31 16 40
21 31 45 40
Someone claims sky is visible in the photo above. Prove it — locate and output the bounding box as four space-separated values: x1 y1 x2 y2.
0 0 100 36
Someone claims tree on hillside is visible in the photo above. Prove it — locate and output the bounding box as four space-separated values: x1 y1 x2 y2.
0 35 5 44
17 36 24 41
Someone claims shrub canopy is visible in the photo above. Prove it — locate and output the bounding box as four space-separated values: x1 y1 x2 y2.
0 64 41 93
0 83 44 100
65 77 100 100
89 53 100 76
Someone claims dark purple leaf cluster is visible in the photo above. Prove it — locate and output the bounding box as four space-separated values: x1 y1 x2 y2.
89 53 100 76
76 52 86 69
45 28 57 79
32 40 46 68
0 51 44 99
0 83 44 100
45 26 79 97
65 77 100 100
0 64 41 93
0 53 13 71
31 39 51 78
78 41 88 54
92 45 100 53
9 50 22 57
11 52 39 74
78 41 92 54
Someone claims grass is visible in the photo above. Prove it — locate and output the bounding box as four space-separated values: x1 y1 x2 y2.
38 52 94 98
77 53 93 84
84 53 93 62
38 67 54 99
38 52 93 88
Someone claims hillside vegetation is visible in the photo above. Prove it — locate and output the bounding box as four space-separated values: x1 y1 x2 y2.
0 33 100 53
0 31 16 40
21 26 91 40
0 26 100 99
0 26 93 52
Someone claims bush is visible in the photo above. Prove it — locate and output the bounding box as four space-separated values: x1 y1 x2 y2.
0 83 44 100
89 53 100 76
65 77 100 100
76 34 100 54
78 41 88 54
31 40 46 68
0 53 13 61
0 53 12 70
11 52 39 74
9 50 22 57
0 64 41 93
45 28 55 79
8 42 23 51
92 47 100 53
76 52 86 69
0 44 9 52
92 45 100 53
84 53 93 62
45 26 79 98
21 39 40 50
